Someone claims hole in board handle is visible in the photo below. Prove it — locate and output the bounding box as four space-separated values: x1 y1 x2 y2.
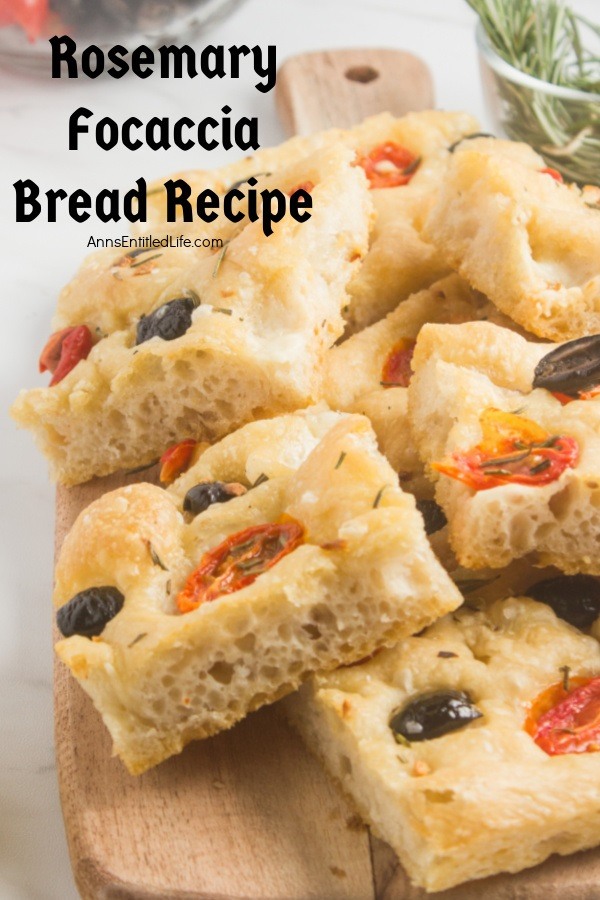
345 65 379 84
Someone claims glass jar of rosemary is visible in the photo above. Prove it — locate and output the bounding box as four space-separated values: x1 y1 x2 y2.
470 0 600 186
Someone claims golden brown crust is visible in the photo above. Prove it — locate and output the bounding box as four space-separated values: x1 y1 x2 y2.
137 110 480 334
285 596 600 892
54 408 462 773
12 145 371 484
325 274 523 476
408 321 600 572
424 139 600 340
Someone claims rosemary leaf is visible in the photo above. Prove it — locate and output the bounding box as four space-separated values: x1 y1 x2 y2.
131 253 162 269
335 451 347 470
147 541 168 571
128 632 148 648
212 242 229 278
373 486 387 509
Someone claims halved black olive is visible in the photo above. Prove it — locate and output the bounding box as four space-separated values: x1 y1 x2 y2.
183 481 246 516
532 335 600 397
136 297 196 345
448 132 495 153
56 586 125 638
415 499 447 535
526 574 600 629
390 690 482 742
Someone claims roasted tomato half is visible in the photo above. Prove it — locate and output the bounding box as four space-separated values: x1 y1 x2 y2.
381 338 416 388
539 167 564 183
358 142 420 189
432 408 579 490
526 675 600 755
177 520 304 612
39 325 94 386
159 439 198 484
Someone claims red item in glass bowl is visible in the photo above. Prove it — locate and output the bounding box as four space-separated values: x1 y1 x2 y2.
0 0 49 41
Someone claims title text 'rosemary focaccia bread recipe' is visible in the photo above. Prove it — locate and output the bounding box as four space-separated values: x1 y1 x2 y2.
54 408 462 773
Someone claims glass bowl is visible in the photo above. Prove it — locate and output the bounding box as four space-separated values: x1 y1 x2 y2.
476 20 600 186
0 0 245 74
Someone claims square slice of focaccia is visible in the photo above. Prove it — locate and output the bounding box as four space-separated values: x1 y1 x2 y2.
408 320 600 572
284 596 600 893
324 274 522 478
424 137 600 340
12 144 371 485
54 408 462 774
140 109 479 334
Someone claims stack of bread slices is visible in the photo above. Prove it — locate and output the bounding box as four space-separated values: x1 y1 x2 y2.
12 109 600 893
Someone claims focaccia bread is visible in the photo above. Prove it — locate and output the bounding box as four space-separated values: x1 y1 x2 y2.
408 321 600 572
424 137 600 340
324 274 522 474
12 144 371 485
284 596 600 892
141 109 479 333
54 408 462 774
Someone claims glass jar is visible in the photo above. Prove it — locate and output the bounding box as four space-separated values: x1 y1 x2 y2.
476 21 600 186
0 0 245 74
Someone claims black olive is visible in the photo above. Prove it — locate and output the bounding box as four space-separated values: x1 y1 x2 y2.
390 690 482 742
448 132 496 153
532 335 600 397
56 586 125 638
415 499 447 535
183 481 245 516
136 297 196 345
526 574 600 629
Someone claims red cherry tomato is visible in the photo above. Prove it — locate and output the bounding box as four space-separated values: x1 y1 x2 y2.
552 386 600 405
526 676 600 755
39 325 94 386
159 439 197 484
358 143 420 189
177 520 304 612
539 167 564 183
39 327 74 375
381 339 416 388
432 408 579 491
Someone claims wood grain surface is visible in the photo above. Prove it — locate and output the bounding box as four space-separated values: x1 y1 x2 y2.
276 48 434 135
54 46 600 900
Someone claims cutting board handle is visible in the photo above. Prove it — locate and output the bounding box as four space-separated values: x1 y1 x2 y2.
276 47 435 135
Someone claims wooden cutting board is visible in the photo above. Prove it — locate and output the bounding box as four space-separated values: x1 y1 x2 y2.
54 48 600 900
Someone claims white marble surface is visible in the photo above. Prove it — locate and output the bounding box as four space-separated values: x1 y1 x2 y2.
0 0 595 897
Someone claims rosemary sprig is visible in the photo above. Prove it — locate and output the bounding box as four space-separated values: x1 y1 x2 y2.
467 0 600 185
